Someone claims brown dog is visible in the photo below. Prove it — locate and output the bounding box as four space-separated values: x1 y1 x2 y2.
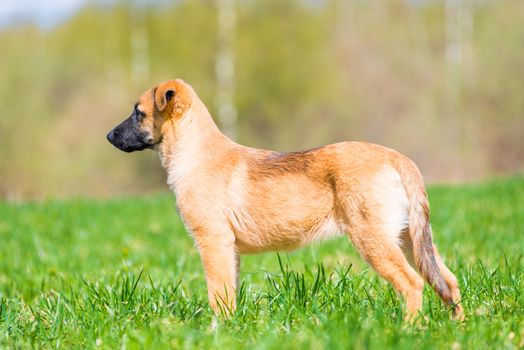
107 79 464 320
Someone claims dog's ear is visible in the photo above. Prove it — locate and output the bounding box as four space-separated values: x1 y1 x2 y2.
154 80 177 112
154 79 191 118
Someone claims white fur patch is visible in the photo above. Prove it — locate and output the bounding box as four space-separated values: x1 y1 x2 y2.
372 167 410 246
164 109 202 193
305 216 343 245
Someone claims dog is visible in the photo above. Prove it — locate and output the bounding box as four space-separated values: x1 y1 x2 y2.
107 79 464 320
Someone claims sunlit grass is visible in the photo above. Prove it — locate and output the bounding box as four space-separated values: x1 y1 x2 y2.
0 176 523 348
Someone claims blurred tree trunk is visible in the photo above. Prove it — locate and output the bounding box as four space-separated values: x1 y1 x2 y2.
215 0 237 139
129 0 150 86
445 0 474 179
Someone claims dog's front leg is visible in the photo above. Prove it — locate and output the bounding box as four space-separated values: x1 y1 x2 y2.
196 231 239 316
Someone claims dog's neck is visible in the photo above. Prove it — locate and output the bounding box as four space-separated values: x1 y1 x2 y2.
158 99 236 193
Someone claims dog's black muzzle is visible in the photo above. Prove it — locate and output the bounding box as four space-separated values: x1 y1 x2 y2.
107 116 152 153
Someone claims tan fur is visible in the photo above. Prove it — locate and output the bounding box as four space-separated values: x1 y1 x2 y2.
128 79 464 320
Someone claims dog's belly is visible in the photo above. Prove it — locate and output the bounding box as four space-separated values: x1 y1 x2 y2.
229 175 342 254
234 215 343 254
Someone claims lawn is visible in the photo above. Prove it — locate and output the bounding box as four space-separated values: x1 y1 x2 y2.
0 176 523 349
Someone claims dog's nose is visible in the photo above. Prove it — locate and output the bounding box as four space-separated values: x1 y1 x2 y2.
106 130 114 142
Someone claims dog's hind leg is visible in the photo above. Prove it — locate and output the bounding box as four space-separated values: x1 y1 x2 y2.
400 231 464 320
347 225 425 320
433 245 464 320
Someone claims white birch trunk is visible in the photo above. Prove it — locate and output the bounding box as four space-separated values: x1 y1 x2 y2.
215 0 237 139
130 0 149 86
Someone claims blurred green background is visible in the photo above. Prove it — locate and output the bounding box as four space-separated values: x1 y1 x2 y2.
1 0 523 199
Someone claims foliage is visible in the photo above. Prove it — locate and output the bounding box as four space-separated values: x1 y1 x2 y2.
0 0 524 198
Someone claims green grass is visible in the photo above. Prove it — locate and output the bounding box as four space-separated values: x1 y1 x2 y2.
0 177 523 349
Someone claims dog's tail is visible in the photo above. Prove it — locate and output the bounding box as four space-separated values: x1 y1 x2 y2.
397 160 453 305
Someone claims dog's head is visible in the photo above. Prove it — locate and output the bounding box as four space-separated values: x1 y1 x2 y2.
107 79 192 152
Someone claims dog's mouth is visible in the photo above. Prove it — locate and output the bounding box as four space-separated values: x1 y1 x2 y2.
117 141 153 153
107 130 154 153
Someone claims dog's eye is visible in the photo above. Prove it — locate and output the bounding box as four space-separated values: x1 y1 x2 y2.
134 107 145 120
